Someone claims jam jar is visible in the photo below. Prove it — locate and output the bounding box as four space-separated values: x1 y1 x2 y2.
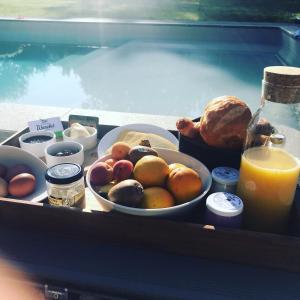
211 167 239 194
45 163 85 208
203 192 244 229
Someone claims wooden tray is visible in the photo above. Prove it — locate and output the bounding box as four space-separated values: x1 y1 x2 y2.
1 122 300 273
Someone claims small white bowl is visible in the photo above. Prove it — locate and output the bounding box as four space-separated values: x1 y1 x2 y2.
63 126 97 151
0 145 48 202
45 141 84 168
19 131 56 158
87 148 212 217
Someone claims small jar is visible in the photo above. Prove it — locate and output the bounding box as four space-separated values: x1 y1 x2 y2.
203 192 244 228
45 163 85 208
211 167 239 194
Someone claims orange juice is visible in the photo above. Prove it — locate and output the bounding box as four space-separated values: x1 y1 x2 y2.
237 146 300 233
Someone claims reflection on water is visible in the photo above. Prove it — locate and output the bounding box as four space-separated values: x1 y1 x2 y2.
0 43 95 106
0 41 291 118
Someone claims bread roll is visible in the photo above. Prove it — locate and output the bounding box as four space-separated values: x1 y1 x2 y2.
199 96 252 149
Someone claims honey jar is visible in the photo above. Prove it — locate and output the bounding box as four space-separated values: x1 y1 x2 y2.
45 163 85 208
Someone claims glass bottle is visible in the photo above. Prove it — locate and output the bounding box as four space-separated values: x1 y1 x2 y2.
237 66 300 233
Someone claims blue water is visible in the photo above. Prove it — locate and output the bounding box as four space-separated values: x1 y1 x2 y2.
0 41 289 118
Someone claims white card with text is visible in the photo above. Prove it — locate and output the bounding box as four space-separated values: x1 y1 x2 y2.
28 117 64 133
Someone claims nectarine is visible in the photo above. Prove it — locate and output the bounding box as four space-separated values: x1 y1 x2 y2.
167 167 202 203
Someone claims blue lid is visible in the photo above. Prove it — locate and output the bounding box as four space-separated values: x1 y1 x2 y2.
212 167 239 185
206 192 243 217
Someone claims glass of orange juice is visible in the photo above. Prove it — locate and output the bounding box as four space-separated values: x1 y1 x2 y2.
237 147 299 233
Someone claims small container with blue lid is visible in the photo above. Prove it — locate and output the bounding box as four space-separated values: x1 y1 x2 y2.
203 192 244 228
211 167 239 194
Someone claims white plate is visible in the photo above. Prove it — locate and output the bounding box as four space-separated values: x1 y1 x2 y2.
97 123 178 157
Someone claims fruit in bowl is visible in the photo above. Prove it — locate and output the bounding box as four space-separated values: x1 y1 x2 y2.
108 179 144 207
128 146 158 164
87 144 211 217
111 142 131 160
113 160 134 182
141 187 175 209
90 162 113 186
133 155 169 187
167 167 202 203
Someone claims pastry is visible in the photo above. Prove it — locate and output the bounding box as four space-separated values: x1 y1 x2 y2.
199 95 252 149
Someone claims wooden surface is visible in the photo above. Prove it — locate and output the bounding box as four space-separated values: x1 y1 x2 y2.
3 224 300 300
1 198 300 273
1 123 300 273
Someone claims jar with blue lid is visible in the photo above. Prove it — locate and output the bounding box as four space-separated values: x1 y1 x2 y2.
211 167 239 194
203 192 244 228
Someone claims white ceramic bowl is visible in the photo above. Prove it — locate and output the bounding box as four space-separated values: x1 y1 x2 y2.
0 145 48 202
63 126 97 151
87 148 212 217
45 141 84 167
97 123 179 157
19 131 56 158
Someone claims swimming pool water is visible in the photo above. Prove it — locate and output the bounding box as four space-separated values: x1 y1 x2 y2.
0 41 294 119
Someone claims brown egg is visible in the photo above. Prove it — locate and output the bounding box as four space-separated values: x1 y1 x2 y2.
0 177 8 197
8 173 36 198
0 164 7 179
6 164 32 181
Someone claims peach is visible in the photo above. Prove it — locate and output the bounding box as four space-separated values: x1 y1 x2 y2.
141 187 175 209
90 162 113 186
105 158 118 168
111 142 131 160
113 160 133 182
167 167 202 203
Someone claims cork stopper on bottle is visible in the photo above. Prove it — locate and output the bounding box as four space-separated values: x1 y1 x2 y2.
262 66 300 104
